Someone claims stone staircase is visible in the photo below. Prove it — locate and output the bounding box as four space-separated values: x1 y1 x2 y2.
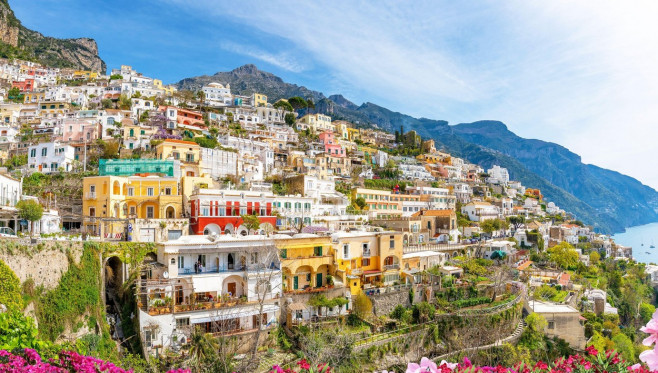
433 319 526 361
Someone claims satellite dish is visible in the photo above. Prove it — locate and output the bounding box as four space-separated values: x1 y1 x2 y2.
163 271 169 279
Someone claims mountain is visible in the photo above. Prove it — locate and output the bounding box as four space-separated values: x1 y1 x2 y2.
175 65 658 233
0 0 105 72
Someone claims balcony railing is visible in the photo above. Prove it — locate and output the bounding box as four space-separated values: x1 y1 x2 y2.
362 250 371 258
85 192 96 199
384 264 400 270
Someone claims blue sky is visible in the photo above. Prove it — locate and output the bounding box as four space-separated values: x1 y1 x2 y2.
10 0 658 188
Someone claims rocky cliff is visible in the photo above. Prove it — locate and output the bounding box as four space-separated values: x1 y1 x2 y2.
0 0 105 72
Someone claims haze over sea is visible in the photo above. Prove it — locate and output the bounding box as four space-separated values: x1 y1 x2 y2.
612 222 658 264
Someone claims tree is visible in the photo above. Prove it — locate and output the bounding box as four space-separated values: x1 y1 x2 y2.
589 251 600 266
284 113 296 126
288 96 308 110
187 327 217 370
354 197 367 211
519 313 547 351
101 99 113 109
640 303 656 323
274 100 294 112
99 139 120 159
547 242 579 269
611 333 635 361
240 213 261 234
16 199 43 236
480 219 496 237
507 215 525 231
118 94 132 110
109 74 123 80
352 293 373 320
7 86 20 99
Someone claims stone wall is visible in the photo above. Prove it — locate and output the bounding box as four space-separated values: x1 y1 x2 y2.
0 239 84 289
370 289 412 316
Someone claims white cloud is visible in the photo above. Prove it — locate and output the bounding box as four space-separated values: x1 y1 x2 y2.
219 41 308 73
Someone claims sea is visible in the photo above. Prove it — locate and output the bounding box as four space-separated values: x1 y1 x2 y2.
612 222 658 265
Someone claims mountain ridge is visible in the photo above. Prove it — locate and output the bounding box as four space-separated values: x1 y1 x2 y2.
174 64 658 233
0 0 105 72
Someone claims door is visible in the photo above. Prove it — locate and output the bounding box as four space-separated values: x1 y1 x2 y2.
316 273 322 288
140 228 155 242
227 282 236 296
175 286 183 304
293 276 299 290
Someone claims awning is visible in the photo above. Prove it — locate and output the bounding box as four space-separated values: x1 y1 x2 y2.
190 304 279 324
364 271 382 278
287 303 307 312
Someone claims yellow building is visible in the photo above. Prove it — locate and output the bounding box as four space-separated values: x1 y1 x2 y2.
122 122 157 150
252 93 268 107
82 175 183 235
275 235 335 293
332 231 403 295
352 188 403 218
23 92 44 104
298 113 334 133
73 71 98 80
332 120 351 140
156 139 201 176
346 127 361 142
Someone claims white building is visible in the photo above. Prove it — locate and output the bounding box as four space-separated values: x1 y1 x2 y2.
27 142 75 173
406 186 456 210
202 83 233 107
461 201 500 222
487 165 509 184
200 148 239 179
137 235 282 356
398 163 435 181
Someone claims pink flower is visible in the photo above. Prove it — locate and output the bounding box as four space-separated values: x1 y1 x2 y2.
627 363 642 372
439 360 458 370
407 357 438 373
641 310 658 347
585 345 598 356
640 346 658 371
297 359 311 371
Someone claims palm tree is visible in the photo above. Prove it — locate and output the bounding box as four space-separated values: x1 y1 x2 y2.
187 327 217 370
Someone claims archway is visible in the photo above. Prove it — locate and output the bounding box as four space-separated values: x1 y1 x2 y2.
222 275 245 298
223 223 234 235
166 206 175 219
104 256 123 305
112 181 120 195
203 223 221 235
236 225 249 236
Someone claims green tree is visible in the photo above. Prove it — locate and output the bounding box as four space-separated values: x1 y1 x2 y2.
480 219 496 237
288 96 308 110
284 113 296 126
640 303 656 323
352 293 373 320
354 197 367 211
16 199 43 236
0 259 23 312
109 74 123 80
274 100 294 112
241 213 261 234
547 242 579 269
589 251 600 266
118 94 132 110
507 215 525 231
518 313 547 351
101 99 113 109
7 86 20 100
611 333 635 361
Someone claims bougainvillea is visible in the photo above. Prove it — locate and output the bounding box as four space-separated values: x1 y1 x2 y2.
0 349 190 373
270 359 331 373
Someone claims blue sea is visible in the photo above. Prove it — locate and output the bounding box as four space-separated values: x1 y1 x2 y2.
612 222 658 264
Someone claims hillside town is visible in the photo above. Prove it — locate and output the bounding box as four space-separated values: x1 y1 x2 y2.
0 59 656 373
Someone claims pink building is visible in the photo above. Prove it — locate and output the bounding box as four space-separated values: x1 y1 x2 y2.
58 119 99 143
319 131 345 157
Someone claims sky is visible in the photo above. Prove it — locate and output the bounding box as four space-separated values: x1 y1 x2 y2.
10 0 658 189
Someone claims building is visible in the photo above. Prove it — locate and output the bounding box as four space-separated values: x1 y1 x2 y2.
351 188 402 218
82 175 183 239
27 142 75 173
156 139 201 177
137 235 282 356
297 113 334 133
202 83 232 107
275 234 337 292
200 148 239 179
487 165 510 184
319 131 345 157
331 230 403 295
252 93 268 107
526 301 587 350
189 188 277 236
461 201 500 222
99 159 181 178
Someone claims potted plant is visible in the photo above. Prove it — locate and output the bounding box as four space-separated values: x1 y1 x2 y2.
326 274 334 287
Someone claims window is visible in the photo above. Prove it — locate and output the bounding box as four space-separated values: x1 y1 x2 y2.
176 318 190 328
177 255 184 269
147 187 154 196
127 187 134 196
129 206 136 216
186 153 194 162
164 187 172 195
173 151 180 160
306 273 311 282
362 258 370 266
51 163 58 170
362 243 370 257
201 207 209 216
30 149 36 157
89 207 95 217
280 249 287 259
41 148 47 156
390 236 395 249
250 252 259 264
343 244 349 259
548 321 555 330
146 206 154 219
313 246 323 256
240 207 247 215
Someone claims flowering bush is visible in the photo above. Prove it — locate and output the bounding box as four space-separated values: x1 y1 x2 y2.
270 359 331 373
0 349 190 373
640 309 658 371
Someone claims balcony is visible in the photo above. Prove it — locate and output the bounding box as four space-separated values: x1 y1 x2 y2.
362 250 372 258
384 264 400 271
85 192 97 199
145 298 256 316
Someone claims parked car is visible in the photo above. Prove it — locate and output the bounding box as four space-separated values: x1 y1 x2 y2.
0 227 17 237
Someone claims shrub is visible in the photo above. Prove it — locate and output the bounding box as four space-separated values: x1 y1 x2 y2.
0 259 23 312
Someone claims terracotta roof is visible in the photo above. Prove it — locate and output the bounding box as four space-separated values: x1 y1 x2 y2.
558 273 571 286
411 209 455 217
517 260 533 271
